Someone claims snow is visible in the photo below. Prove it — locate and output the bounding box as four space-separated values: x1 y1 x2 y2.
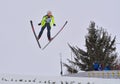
0 73 120 84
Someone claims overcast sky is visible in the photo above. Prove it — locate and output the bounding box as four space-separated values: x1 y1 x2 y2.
0 0 120 76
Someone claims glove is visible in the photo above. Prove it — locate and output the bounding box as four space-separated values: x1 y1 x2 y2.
53 24 56 26
38 23 41 26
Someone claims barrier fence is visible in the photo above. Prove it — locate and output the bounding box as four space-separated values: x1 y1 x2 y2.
65 70 120 79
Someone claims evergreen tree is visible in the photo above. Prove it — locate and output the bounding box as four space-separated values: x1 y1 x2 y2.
64 21 118 73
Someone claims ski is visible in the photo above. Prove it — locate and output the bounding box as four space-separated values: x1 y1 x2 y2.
42 21 68 50
30 20 41 48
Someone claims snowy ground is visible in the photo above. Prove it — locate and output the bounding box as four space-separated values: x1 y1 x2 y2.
0 74 120 84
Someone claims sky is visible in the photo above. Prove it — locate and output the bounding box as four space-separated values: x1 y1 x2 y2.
0 0 120 76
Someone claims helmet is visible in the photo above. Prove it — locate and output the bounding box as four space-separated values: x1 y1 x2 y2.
47 11 52 16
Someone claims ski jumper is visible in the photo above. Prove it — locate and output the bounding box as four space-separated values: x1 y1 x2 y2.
38 15 55 40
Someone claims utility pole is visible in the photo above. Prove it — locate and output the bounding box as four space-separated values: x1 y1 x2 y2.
60 53 63 76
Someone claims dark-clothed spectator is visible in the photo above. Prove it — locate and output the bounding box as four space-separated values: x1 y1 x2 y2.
104 65 111 70
93 62 99 71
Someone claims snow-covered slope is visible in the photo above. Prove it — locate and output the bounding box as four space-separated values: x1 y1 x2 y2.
0 73 120 84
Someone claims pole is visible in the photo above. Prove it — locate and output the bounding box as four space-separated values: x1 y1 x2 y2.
60 53 63 76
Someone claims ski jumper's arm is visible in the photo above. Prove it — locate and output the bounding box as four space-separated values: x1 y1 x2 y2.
51 16 56 26
51 16 55 24
41 16 47 27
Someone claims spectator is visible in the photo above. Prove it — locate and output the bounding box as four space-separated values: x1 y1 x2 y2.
98 64 102 71
93 62 99 71
115 64 120 70
104 64 111 70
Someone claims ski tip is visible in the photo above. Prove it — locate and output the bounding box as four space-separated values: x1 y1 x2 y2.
67 43 71 46
66 21 68 23
30 20 32 23
39 46 42 49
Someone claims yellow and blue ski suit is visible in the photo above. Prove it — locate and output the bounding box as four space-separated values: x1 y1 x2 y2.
41 15 55 27
38 15 56 40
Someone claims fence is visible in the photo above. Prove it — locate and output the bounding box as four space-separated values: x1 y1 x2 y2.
65 70 120 79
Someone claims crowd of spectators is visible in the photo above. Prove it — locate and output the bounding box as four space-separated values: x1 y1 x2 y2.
93 62 111 71
93 61 120 71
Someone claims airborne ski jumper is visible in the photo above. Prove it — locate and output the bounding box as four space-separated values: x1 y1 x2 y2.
38 11 56 41
30 11 68 49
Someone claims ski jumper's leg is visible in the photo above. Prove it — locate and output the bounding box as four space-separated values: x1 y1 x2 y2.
38 24 46 39
46 23 51 40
